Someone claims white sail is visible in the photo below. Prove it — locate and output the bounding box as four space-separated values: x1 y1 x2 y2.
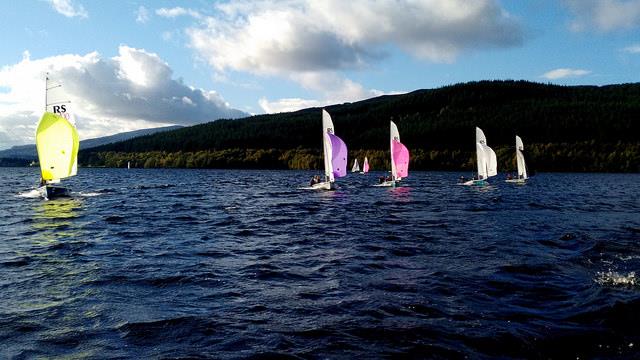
475 127 497 179
322 109 335 182
486 146 497 177
476 142 488 179
515 135 527 179
390 121 400 179
352 158 360 172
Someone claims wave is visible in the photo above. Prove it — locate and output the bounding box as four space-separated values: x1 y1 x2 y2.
595 271 637 287
15 189 40 198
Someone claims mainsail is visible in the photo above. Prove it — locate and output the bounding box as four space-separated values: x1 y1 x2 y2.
352 158 360 172
390 121 409 180
515 135 527 179
475 127 497 180
36 112 79 181
362 157 370 173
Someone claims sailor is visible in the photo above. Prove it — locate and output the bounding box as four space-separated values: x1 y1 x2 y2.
39 178 46 187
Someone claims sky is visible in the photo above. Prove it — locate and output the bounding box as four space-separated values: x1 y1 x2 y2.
0 0 639 149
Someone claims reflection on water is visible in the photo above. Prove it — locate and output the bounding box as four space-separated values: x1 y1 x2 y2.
31 198 83 245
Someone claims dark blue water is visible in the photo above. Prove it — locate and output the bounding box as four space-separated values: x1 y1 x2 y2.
1 168 639 358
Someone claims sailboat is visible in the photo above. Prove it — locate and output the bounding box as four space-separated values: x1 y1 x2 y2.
375 120 409 187
505 135 527 184
351 158 360 172
360 157 370 174
36 75 79 200
309 109 347 190
461 127 497 186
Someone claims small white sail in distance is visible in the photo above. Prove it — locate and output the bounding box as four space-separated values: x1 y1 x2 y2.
351 158 360 172
515 135 527 179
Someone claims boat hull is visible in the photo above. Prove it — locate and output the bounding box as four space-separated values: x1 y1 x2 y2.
460 179 488 186
505 178 527 184
374 180 397 187
310 181 335 190
38 185 71 200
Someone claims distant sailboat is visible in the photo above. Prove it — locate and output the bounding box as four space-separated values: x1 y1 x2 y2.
36 75 79 200
375 121 409 187
505 135 528 184
360 157 370 174
310 109 347 190
351 158 360 172
461 127 497 186
127 161 131 170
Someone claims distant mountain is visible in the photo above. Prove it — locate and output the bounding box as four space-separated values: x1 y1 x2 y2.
0 125 183 160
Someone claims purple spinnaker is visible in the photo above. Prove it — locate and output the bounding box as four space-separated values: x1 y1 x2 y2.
328 133 347 178
392 140 409 178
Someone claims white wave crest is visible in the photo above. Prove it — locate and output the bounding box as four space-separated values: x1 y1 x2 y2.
16 189 41 198
595 271 637 287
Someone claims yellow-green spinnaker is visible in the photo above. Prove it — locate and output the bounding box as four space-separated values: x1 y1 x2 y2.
35 112 79 181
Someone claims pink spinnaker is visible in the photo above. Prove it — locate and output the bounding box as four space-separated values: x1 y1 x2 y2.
392 140 409 178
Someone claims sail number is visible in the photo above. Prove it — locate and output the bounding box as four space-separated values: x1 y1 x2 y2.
53 105 67 114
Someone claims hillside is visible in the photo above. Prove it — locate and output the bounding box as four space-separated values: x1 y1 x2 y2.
0 125 183 161
79 80 640 172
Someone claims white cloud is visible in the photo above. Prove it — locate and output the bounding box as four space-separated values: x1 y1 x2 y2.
541 68 591 80
46 0 88 19
565 0 640 31
156 7 202 19
186 0 522 75
176 0 521 113
0 46 245 148
259 71 402 113
136 6 150 24
623 44 640 53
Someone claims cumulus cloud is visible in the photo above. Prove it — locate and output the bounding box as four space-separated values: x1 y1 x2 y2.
187 0 523 73
0 46 245 148
541 68 591 80
177 0 522 112
565 0 640 31
46 0 88 18
136 6 150 24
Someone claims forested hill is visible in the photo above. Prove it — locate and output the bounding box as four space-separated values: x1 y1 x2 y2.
80 80 640 172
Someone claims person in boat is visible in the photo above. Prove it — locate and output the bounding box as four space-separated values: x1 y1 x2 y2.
459 176 465 183
310 176 317 186
506 173 513 180
379 176 384 184
39 178 46 187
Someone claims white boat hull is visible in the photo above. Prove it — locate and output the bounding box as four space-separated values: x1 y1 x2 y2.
310 181 335 190
38 185 71 200
505 178 527 184
374 180 397 187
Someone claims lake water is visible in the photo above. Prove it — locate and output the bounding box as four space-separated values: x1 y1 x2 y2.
1 168 639 358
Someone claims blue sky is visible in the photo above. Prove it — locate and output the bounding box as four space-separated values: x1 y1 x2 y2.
0 0 639 148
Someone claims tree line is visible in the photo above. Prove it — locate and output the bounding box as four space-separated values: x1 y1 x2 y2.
81 141 640 173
